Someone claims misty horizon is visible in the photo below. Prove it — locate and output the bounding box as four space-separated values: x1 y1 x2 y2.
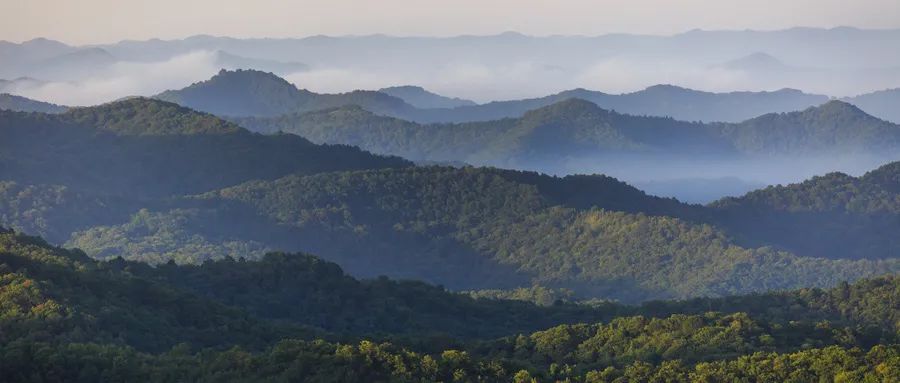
4 26 900 107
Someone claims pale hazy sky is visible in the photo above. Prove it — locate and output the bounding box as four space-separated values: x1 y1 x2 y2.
2 0 899 45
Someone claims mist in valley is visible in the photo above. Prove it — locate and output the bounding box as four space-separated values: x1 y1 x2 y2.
506 153 896 203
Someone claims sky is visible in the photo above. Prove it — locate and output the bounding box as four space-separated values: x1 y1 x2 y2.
2 0 900 44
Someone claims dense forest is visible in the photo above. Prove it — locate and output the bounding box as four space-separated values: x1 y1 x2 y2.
713 161 900 260
59 166 900 302
4 22 900 383
1 99 899 303
2 228 899 382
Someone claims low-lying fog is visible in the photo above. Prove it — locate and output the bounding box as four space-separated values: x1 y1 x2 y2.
517 154 893 204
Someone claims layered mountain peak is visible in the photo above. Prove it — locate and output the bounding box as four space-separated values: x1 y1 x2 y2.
378 85 476 109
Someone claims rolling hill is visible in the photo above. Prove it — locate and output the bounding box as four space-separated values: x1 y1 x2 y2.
0 97 410 198
60 165 900 302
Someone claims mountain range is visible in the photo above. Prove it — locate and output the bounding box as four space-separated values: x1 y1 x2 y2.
1 66 900 380
1 98 899 303
155 69 900 128
3 66 899 124
236 94 900 168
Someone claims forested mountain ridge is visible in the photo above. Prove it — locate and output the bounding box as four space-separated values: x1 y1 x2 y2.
65 97 243 135
236 98 732 166
64 165 900 302
2 227 900 382
0 228 624 346
0 98 410 197
236 98 900 169
715 100 900 154
711 160 900 260
0 228 310 353
2 97 899 302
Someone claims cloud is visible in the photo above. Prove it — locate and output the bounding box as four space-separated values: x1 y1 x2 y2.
283 61 572 102
283 68 404 93
575 57 754 93
5 51 222 106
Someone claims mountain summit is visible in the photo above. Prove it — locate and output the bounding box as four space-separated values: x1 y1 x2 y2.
155 69 315 117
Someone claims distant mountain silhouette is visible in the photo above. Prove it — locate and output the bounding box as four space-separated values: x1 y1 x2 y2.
843 88 900 124
238 99 900 167
379 85 477 108
719 52 794 72
155 69 417 117
369 84 831 124
213 50 308 74
159 70 834 123
0 93 67 113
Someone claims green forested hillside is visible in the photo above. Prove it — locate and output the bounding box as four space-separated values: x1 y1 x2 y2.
0 229 309 353
0 98 409 197
712 161 900 260
0 181 136 243
2 228 899 382
64 166 900 302
0 229 617 345
2 97 899 303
